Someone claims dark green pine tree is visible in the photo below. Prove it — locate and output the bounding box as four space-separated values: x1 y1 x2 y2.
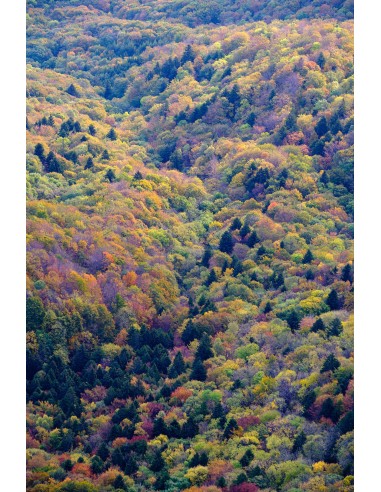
196 333 213 361
230 217 242 230
239 223 251 239
154 470 170 490
317 51 326 69
88 124 96 136
106 127 117 140
205 268 218 286
113 475 127 491
85 157 94 169
181 44 196 64
181 320 198 345
102 149 110 160
45 151 63 173
305 269 315 281
105 168 116 182
234 472 248 485
26 296 45 331
247 230 259 247
223 418 238 439
256 245 267 258
263 301 272 314
66 83 80 97
311 318 325 333
153 417 167 437
34 143 45 162
341 264 353 283
302 249 314 264
90 456 104 474
217 477 227 488
247 112 256 126
326 289 341 310
321 354 341 373
124 456 138 475
189 452 200 467
328 318 343 337
287 310 300 333
181 417 198 438
172 351 185 375
104 81 113 100
219 231 234 254
239 449 254 467
338 411 354 434
212 402 225 419
285 111 298 132
315 116 329 137
320 171 329 186
201 244 213 267
74 120 81 132
150 451 165 472
292 431 306 453
190 357 207 381
97 442 109 461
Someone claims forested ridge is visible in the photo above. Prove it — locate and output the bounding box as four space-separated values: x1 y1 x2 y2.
26 1 354 491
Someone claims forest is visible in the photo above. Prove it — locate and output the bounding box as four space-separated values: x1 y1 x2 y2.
26 0 353 491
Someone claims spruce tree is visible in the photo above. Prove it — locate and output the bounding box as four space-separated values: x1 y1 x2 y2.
85 157 94 169
240 223 251 239
182 417 198 438
328 318 343 337
292 431 307 453
302 249 314 264
113 475 127 491
230 217 242 230
219 231 234 254
107 127 117 140
34 143 45 162
247 230 259 247
201 244 212 267
321 354 341 373
150 451 165 472
105 168 116 182
181 320 198 345
66 83 80 97
190 357 207 381
239 449 254 467
205 268 217 286
97 442 109 461
326 289 340 310
311 318 325 333
263 301 272 314
315 116 329 137
104 81 113 100
181 44 196 64
88 124 96 136
341 264 353 283
196 333 213 361
90 456 104 474
287 310 300 333
223 418 238 439
172 351 185 375
317 52 326 69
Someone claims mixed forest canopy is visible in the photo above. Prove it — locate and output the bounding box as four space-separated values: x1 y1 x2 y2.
26 0 354 491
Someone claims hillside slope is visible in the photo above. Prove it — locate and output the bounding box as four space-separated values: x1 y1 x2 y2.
26 2 354 491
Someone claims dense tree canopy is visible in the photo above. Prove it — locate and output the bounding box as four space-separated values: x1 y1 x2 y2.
26 1 353 491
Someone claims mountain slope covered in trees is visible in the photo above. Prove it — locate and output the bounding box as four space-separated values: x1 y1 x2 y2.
26 1 354 491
